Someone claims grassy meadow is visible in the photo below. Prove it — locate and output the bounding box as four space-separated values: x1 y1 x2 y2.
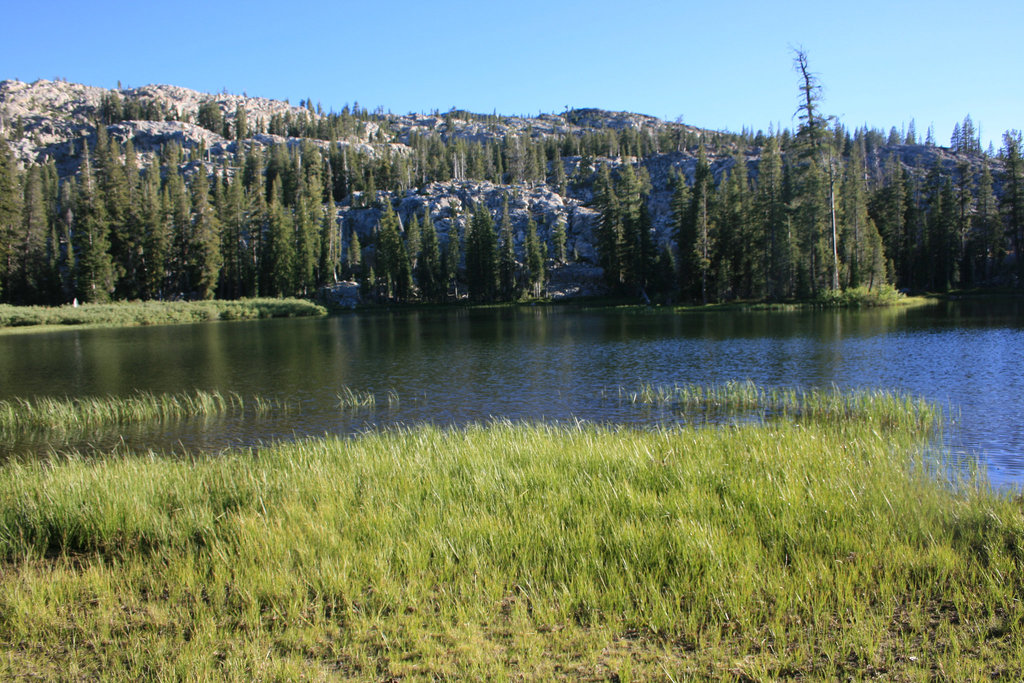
0 298 326 332
0 387 1022 680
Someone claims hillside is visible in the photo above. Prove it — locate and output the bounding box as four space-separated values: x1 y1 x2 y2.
0 78 1017 306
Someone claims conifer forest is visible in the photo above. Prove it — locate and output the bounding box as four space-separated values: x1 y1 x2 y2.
0 61 1021 307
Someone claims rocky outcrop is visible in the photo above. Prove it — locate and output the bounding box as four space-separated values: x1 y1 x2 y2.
1 77 1005 300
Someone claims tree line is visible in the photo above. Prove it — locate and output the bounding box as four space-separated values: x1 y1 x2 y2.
0 70 1022 306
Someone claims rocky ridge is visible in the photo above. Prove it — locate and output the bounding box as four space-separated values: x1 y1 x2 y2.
0 78 1004 301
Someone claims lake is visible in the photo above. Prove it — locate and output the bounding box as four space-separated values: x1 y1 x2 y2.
1 300 1022 489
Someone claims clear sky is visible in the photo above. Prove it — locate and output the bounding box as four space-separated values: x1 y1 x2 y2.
3 0 1020 149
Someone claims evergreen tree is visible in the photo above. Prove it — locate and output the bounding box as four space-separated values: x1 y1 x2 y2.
318 198 339 286
714 152 755 299
680 144 714 302
93 127 136 297
17 165 51 302
972 160 1002 281
375 202 411 301
615 162 654 293
263 179 295 296
442 220 461 299
953 161 975 285
56 179 76 301
840 138 885 289
345 224 362 280
234 105 249 141
755 135 788 299
593 163 623 287
140 156 167 299
73 139 115 302
292 193 317 295
464 207 497 302
524 217 545 297
498 196 517 300
924 165 958 291
405 212 421 270
197 100 224 136
416 213 443 302
1000 131 1024 281
218 168 246 298
550 219 567 263
869 155 908 287
189 170 222 299
793 48 840 292
550 155 567 195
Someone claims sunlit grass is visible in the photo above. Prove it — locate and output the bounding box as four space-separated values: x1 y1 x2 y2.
0 298 326 331
0 388 1021 679
0 390 295 437
618 379 939 431
336 386 377 410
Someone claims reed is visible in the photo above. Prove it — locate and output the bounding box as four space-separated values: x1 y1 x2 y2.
620 379 939 431
336 386 377 409
0 389 292 436
0 388 1020 679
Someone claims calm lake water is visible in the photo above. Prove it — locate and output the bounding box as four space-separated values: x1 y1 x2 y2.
1 301 1022 488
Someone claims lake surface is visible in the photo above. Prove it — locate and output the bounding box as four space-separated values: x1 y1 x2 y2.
1 300 1022 489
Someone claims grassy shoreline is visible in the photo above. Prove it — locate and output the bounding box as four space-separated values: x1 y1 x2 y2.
0 298 326 333
1 390 1021 679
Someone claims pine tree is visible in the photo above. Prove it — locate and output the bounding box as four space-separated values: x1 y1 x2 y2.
442 220 461 299
498 196 517 300
218 168 246 298
593 163 623 287
869 155 908 287
524 217 545 297
615 162 654 293
793 48 840 292
92 126 136 297
375 202 411 301
234 105 249 141
839 137 881 288
682 144 714 303
17 165 50 302
416 213 443 302
345 225 362 280
189 169 222 299
755 135 788 299
73 139 115 302
550 155 567 195
56 180 76 301
140 156 167 299
953 161 975 285
264 179 295 296
714 152 755 299
318 197 339 287
972 160 1002 281
292 192 317 295
1000 131 1024 281
405 212 421 270
197 100 224 136
550 219 567 263
464 207 497 302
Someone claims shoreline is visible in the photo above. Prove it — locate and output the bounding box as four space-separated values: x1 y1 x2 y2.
1 399 1020 679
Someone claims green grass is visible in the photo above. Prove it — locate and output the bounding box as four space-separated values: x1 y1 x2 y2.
0 390 298 438
0 388 1021 679
0 298 326 332
618 380 939 430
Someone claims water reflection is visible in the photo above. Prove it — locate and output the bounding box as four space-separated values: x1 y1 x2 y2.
1 303 1021 488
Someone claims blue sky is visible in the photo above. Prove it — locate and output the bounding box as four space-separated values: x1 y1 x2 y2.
3 0 1020 149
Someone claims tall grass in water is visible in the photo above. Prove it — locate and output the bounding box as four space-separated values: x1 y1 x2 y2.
0 390 293 437
0 391 1021 679
622 379 938 430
